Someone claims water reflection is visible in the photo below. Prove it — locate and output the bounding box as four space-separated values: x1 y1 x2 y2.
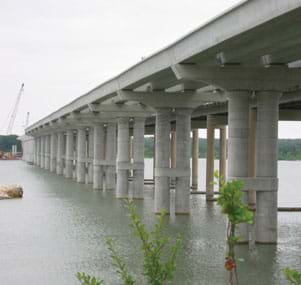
0 161 300 284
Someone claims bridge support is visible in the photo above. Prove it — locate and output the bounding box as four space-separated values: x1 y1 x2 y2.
87 128 94 184
45 135 50 170
65 130 74 178
154 109 171 214
206 115 215 201
93 125 105 189
50 133 57 172
175 109 191 214
77 128 86 183
227 91 251 242
219 127 227 188
105 123 116 190
255 92 280 244
56 132 64 175
132 118 145 199
191 129 199 190
116 118 130 198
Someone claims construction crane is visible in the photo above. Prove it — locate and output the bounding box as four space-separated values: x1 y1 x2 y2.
24 112 30 129
6 83 24 135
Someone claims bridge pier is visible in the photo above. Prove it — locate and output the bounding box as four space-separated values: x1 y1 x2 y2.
154 109 171 214
132 118 145 199
56 132 64 175
105 123 116 190
206 114 215 201
93 125 105 189
65 130 74 179
227 91 251 242
87 128 94 184
175 109 192 214
116 118 130 198
50 133 57 172
191 129 199 190
77 128 86 183
255 91 281 244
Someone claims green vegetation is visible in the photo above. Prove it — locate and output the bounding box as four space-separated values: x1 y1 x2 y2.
215 172 253 285
0 135 22 152
144 137 301 160
77 199 181 285
284 268 301 285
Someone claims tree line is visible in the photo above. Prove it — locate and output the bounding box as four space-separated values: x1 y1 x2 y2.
144 137 301 161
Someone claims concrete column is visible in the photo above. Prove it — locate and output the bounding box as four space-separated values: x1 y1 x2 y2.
175 109 191 214
170 131 176 168
153 134 156 181
132 118 145 199
40 136 45 168
65 130 74 178
255 91 281 244
154 109 171 214
56 132 64 175
219 127 227 188
73 134 77 180
227 91 251 241
93 125 105 189
248 108 257 207
105 123 116 190
206 115 215 201
50 133 57 172
87 128 94 184
33 138 37 165
77 128 86 183
45 135 50 170
116 118 130 198
191 129 199 190
170 131 176 186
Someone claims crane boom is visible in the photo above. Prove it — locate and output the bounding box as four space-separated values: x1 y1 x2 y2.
6 83 24 135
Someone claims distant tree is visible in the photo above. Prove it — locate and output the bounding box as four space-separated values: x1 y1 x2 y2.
0 135 22 152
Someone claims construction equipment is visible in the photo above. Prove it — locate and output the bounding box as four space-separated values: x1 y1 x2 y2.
6 83 24 135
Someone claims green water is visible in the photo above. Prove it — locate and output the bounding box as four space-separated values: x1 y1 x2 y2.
0 160 300 284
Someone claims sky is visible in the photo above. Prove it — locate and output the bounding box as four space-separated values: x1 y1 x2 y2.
0 0 300 138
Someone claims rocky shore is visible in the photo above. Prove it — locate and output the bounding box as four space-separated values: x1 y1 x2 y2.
0 185 23 199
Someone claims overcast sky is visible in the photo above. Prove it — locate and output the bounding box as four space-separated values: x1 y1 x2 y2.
0 0 300 138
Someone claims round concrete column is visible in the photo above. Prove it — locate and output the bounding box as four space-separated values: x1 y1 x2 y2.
248 108 257 207
93 125 105 189
227 91 251 242
206 115 215 201
65 130 74 178
45 135 50 170
56 132 64 175
175 109 192 214
77 128 86 183
40 136 45 168
192 129 199 190
87 128 94 184
154 109 171 214
116 118 130 198
105 123 116 190
219 127 227 189
132 117 145 199
255 91 281 244
50 133 57 172
170 131 176 186
36 137 41 166
33 138 37 165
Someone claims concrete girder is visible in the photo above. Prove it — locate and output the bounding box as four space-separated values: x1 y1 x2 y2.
172 65 301 91
118 90 226 109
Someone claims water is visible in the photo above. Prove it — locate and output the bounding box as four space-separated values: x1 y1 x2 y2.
0 160 300 285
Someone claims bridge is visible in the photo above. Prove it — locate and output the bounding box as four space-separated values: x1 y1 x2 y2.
20 0 301 244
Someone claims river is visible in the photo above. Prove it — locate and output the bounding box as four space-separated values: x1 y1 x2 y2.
0 160 300 284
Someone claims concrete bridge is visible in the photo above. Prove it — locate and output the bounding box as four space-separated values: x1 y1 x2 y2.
20 0 301 244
